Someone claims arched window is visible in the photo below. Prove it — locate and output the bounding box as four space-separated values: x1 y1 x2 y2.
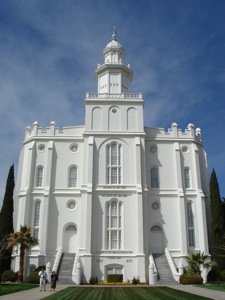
151 167 159 188
33 201 40 239
184 168 190 189
69 166 77 187
107 200 122 250
36 166 43 187
107 143 122 184
187 202 195 247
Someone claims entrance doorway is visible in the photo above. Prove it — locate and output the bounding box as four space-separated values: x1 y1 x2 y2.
149 225 164 254
64 224 77 253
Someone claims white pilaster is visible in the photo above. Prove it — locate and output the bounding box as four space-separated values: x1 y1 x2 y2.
174 143 188 255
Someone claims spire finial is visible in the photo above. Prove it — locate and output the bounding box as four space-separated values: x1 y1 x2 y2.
112 26 117 41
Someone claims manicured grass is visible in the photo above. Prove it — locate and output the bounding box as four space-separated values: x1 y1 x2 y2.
197 284 225 292
43 286 211 300
0 283 38 296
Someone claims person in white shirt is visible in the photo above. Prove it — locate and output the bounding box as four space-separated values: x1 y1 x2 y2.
38 268 47 291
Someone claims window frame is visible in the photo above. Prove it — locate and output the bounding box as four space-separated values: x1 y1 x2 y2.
36 166 44 187
33 200 40 239
106 200 122 250
151 167 159 188
187 201 195 248
107 143 122 185
184 167 191 189
68 165 78 188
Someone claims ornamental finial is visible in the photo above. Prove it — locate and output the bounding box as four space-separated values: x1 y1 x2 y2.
112 26 117 41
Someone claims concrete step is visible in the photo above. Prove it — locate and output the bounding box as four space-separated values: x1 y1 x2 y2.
57 253 76 284
153 253 176 284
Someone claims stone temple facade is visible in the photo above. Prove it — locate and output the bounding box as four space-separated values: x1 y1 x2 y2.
12 31 211 284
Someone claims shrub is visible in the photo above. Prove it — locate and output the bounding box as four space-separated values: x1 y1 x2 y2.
207 269 225 283
33 265 46 272
132 276 140 285
179 272 203 284
221 270 225 282
1 270 18 282
25 265 46 284
89 276 98 285
25 271 40 284
107 274 123 283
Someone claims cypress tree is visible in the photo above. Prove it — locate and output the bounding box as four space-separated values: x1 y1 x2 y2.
210 168 225 270
0 164 14 273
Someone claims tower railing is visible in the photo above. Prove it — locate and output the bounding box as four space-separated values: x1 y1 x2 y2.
85 92 143 99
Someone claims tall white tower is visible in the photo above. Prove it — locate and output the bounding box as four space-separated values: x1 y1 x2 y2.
84 30 144 133
95 29 133 94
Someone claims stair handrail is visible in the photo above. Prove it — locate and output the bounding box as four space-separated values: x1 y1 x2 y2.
164 247 180 281
52 246 63 272
149 254 158 274
72 250 80 283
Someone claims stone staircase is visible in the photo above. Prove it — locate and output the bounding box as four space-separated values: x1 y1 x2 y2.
153 253 177 285
58 253 75 283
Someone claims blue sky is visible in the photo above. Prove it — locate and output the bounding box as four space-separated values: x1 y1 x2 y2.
0 0 225 208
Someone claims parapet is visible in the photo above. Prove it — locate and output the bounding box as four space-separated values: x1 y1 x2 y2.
25 121 85 140
145 122 202 141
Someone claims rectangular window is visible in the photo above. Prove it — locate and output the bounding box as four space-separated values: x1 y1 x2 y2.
107 143 122 184
106 201 122 250
111 168 117 184
33 201 40 239
111 231 117 249
187 202 195 247
36 167 43 187
188 229 195 247
69 166 77 187
184 168 190 189
151 167 159 188
33 228 39 239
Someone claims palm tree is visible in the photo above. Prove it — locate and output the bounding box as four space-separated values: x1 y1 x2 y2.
6 225 38 282
185 251 216 275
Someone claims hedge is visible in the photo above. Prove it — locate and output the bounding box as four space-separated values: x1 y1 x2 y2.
1 270 18 282
179 272 203 284
107 274 123 283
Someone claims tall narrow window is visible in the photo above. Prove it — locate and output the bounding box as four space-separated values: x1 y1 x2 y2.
151 167 159 188
36 166 43 187
184 168 190 189
107 143 122 184
33 201 40 239
187 202 195 247
107 200 122 250
69 166 77 187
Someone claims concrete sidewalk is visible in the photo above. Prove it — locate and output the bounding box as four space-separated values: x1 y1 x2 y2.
0 284 224 300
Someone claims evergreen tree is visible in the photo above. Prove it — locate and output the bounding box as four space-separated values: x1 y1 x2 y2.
210 168 225 270
0 164 14 273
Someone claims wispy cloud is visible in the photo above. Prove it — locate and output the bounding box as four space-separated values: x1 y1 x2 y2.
0 0 225 204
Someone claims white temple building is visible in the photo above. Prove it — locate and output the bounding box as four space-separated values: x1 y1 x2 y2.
12 31 211 284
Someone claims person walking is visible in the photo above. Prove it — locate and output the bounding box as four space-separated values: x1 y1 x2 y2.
50 271 58 291
38 268 47 291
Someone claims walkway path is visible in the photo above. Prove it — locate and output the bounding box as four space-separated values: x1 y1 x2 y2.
0 284 224 300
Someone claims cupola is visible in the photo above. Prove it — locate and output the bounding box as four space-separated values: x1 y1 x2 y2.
95 29 133 94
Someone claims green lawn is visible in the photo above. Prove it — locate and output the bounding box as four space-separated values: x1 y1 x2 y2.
43 286 211 300
197 284 225 292
0 283 38 296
